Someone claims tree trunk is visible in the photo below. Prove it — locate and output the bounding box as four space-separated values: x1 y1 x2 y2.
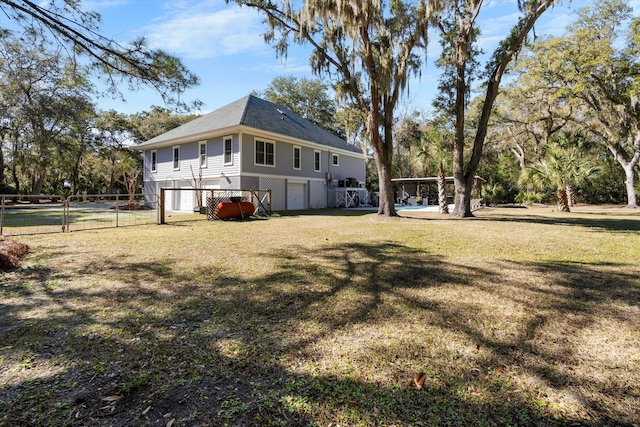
452 48 470 218
366 91 397 217
566 183 575 207
11 162 19 194
450 1 555 218
0 147 4 184
623 163 638 208
556 186 570 212
453 174 474 217
376 156 396 216
32 170 46 196
71 150 84 195
438 161 449 214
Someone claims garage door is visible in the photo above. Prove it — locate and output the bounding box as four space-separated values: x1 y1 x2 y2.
287 183 306 210
178 183 195 212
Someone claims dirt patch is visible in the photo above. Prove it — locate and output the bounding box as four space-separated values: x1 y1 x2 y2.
0 236 29 270
113 204 153 211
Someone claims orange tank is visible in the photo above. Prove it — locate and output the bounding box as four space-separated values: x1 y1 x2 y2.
215 201 255 219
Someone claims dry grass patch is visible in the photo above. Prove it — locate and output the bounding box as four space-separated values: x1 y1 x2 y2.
1 206 639 426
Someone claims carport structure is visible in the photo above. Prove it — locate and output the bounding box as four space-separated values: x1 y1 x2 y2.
391 176 485 204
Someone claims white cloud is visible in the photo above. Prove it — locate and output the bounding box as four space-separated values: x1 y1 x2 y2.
258 58 312 75
483 0 518 10
83 0 131 8
141 5 268 59
479 11 522 38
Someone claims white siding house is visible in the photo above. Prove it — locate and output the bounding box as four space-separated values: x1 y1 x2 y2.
138 95 366 211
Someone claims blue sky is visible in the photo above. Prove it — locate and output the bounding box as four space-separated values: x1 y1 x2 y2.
87 0 638 115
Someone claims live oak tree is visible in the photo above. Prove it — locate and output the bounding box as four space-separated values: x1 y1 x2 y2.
127 107 200 143
0 0 199 110
0 34 95 195
229 0 433 216
492 82 572 174
253 75 344 138
522 0 640 208
93 110 140 195
434 0 558 217
0 1 199 195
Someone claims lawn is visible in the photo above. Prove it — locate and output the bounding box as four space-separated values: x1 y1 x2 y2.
1 205 639 426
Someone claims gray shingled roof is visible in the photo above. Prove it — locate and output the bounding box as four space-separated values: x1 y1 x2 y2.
139 95 362 155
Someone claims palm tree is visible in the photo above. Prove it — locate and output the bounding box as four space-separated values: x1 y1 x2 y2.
551 132 599 207
414 121 452 214
520 142 599 212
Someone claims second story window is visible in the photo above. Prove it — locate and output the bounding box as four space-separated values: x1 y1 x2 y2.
150 150 157 173
224 137 233 165
199 141 207 168
314 150 321 172
172 146 180 170
255 139 275 166
293 146 301 170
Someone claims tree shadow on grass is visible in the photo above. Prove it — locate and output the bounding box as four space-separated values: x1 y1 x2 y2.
1 240 639 426
477 212 640 233
275 207 376 218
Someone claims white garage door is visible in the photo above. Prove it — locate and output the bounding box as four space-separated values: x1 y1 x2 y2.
178 183 195 212
287 183 306 210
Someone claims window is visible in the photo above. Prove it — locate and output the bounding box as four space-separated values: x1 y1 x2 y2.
332 153 339 167
255 139 275 166
150 150 157 173
224 137 233 165
172 146 180 170
293 146 301 170
314 150 321 172
199 141 207 168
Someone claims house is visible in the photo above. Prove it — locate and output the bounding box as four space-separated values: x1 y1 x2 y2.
138 95 366 211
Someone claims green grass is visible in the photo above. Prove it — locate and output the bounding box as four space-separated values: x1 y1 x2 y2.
1 205 161 234
1 205 639 426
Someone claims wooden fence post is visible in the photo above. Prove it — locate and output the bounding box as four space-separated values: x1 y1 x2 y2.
158 188 165 224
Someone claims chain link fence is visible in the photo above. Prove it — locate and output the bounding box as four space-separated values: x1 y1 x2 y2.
0 194 158 236
66 194 158 232
1 189 274 235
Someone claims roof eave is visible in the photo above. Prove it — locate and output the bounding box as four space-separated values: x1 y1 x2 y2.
236 125 364 158
137 125 243 150
137 123 364 158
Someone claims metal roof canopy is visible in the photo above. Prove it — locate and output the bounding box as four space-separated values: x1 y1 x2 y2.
391 176 485 185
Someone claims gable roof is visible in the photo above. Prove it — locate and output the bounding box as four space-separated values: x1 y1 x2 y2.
138 95 362 155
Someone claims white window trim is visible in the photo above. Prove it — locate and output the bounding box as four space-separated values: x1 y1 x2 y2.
314 150 321 172
224 136 233 166
254 138 276 168
332 153 339 167
150 150 157 173
172 145 180 171
293 145 301 170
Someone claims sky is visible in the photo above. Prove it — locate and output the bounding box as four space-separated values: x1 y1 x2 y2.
84 0 639 116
